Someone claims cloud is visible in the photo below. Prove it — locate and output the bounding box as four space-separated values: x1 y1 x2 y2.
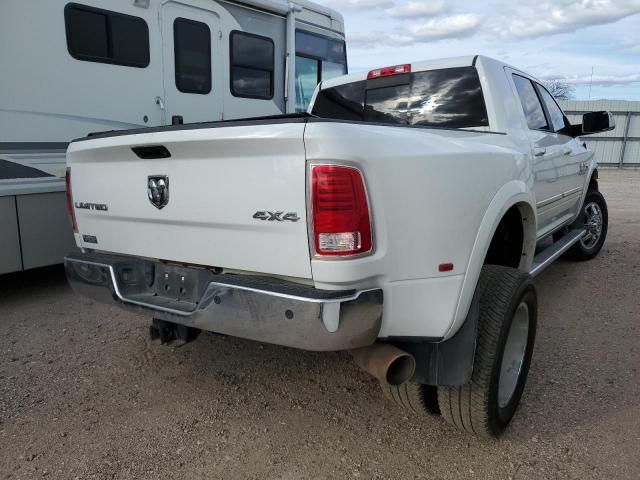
385 0 449 18
497 0 640 39
543 73 640 85
619 38 640 52
327 0 393 10
407 13 483 41
348 13 483 48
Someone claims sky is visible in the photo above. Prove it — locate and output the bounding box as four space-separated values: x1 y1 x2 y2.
316 0 640 101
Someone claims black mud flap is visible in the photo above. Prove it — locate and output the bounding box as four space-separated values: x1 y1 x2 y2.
396 294 479 387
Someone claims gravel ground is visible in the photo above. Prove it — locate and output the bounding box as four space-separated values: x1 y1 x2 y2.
1 169 639 480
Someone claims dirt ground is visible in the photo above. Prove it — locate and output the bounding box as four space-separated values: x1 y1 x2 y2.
1 169 639 480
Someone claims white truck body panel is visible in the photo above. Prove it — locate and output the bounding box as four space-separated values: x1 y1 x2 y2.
65 55 600 343
68 123 312 279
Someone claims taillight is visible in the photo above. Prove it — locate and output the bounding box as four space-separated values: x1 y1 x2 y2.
367 64 411 80
311 165 372 257
65 167 78 233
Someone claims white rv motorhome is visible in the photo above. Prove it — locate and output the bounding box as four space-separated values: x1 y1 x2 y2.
0 0 347 274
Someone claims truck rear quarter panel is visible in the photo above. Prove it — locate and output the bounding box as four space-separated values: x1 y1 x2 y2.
305 121 532 339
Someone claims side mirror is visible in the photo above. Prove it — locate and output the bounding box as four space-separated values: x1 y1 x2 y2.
582 111 615 135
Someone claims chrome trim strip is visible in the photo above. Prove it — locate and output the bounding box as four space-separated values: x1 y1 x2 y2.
64 255 383 351
536 186 585 209
564 186 583 197
207 281 373 304
64 256 372 314
536 193 563 209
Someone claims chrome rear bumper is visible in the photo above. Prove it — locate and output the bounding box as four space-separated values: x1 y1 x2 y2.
64 253 382 352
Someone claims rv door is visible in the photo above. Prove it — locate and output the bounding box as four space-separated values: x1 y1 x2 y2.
160 2 223 124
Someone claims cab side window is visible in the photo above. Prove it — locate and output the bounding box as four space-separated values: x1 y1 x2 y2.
512 74 548 130
536 85 567 133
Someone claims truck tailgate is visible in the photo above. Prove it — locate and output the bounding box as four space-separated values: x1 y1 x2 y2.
66 122 312 279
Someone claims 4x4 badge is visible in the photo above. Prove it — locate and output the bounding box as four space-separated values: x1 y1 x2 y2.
253 211 300 222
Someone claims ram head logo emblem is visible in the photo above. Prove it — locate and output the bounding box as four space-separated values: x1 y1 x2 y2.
148 175 169 210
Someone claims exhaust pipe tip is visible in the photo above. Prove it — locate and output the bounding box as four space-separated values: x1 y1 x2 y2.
385 354 416 386
351 344 416 386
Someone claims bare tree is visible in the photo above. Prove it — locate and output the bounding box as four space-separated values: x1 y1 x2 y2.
542 79 575 100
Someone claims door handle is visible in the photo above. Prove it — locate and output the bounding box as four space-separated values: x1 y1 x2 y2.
155 96 165 111
562 147 572 155
579 163 588 175
533 148 546 157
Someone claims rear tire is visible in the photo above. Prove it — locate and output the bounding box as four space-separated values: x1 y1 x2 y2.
381 382 440 416
438 265 537 438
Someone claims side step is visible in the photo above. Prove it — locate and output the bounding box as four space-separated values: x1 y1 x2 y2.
529 229 586 277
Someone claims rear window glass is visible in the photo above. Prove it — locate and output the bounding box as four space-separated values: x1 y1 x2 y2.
312 66 489 129
364 84 409 124
410 67 488 127
311 81 366 121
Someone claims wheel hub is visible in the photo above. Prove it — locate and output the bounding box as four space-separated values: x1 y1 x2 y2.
580 202 603 249
498 302 530 409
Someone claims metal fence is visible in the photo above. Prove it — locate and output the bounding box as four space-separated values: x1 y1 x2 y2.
559 100 640 168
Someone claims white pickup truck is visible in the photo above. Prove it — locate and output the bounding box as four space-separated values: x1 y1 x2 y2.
64 55 613 437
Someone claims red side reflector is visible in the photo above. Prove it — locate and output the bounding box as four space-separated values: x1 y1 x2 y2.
65 167 78 233
439 263 454 273
311 165 373 257
367 64 411 80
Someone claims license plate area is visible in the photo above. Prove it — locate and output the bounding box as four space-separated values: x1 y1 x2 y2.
154 264 208 304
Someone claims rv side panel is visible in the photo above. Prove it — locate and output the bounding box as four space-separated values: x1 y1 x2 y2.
0 196 22 275
16 193 76 270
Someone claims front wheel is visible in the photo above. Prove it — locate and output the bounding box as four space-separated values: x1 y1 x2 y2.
438 265 537 438
564 190 608 261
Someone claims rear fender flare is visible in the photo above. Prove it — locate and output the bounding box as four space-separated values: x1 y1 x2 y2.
445 180 536 340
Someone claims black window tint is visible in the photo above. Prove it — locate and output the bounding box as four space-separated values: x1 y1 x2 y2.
230 31 274 99
311 81 365 120
64 3 149 68
513 75 548 130
313 67 489 130
174 18 211 94
409 67 489 128
537 85 566 132
364 84 410 124
66 8 109 59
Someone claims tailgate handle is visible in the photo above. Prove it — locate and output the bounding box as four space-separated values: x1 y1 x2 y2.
132 145 171 159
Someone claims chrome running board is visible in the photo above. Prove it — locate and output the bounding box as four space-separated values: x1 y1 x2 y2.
529 229 586 277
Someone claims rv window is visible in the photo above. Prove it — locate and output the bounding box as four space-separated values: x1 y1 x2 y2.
64 3 149 68
174 18 212 95
295 56 320 112
295 30 347 112
230 31 274 99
